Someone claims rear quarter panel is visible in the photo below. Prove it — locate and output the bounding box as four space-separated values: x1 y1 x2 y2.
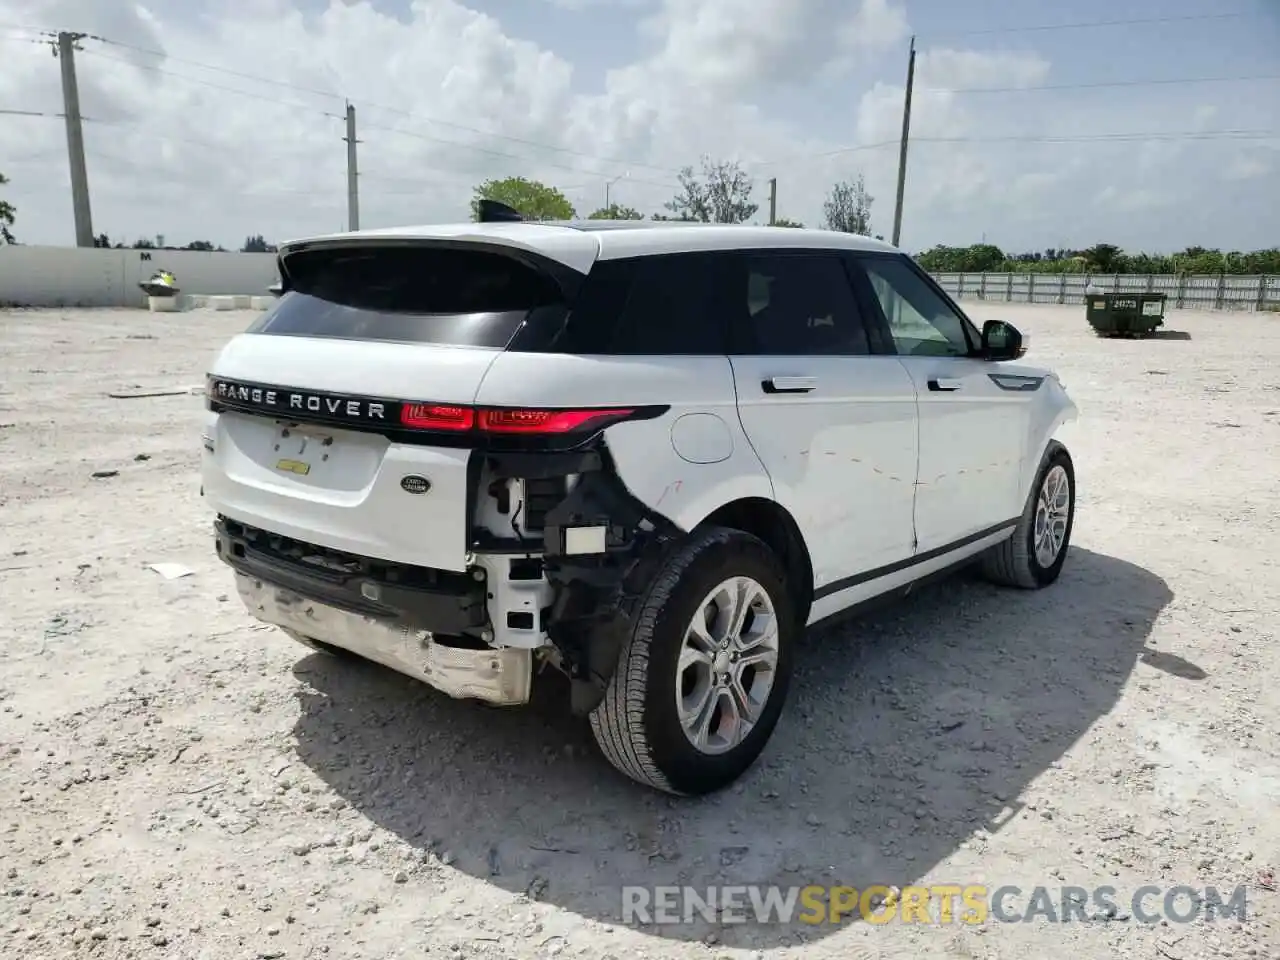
473 353 772 530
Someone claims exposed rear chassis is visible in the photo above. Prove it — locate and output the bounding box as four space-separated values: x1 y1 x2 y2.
214 441 681 711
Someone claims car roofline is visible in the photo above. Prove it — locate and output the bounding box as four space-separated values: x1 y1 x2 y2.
276 220 902 262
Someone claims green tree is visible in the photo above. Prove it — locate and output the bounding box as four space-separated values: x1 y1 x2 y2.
913 242 1280 276
587 203 643 220
664 156 758 223
916 243 1006 273
0 171 16 244
184 240 216 251
471 177 576 221
822 174 873 235
1082 243 1123 272
241 234 276 253
772 218 804 228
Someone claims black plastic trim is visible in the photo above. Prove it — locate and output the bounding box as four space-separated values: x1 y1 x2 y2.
988 373 1044 392
812 518 1019 601
214 517 486 633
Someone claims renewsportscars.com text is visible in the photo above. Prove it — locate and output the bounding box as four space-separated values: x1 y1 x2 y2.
622 884 1250 926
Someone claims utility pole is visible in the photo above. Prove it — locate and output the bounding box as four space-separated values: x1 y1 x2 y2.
55 31 94 247
343 102 360 232
604 172 627 212
890 35 916 249
768 178 777 226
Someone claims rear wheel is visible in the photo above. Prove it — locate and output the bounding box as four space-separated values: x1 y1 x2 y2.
589 527 797 795
982 441 1075 589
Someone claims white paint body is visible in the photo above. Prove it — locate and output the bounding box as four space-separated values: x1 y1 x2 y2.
202 220 1078 654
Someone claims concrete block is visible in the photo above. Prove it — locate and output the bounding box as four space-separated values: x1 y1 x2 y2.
148 295 182 313
209 295 237 311
232 295 251 309
249 296 274 310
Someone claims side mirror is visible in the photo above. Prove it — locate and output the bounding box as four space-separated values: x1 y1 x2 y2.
982 320 1024 361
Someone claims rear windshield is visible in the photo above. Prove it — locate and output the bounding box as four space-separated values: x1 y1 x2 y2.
248 245 566 347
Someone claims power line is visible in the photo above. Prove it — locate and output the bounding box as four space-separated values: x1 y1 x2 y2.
2 101 617 193
92 34 341 100
359 104 676 175
747 139 901 168
913 130 1278 144
925 11 1257 39
359 120 681 188
919 73 1280 95
84 145 344 199
749 129 1278 166
78 47 327 112
0 107 62 118
78 31 672 176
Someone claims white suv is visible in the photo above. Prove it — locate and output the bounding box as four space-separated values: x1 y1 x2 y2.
201 205 1078 796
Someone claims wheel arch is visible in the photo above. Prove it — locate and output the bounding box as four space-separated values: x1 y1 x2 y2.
694 497 815 625
1021 378 1078 502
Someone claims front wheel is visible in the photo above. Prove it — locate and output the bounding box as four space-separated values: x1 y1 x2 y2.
982 441 1075 589
589 527 797 796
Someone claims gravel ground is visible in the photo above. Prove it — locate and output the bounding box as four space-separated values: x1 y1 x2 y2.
1 304 1278 960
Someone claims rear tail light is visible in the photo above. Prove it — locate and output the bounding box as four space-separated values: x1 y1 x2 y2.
478 408 635 434
400 403 475 431
398 404 638 436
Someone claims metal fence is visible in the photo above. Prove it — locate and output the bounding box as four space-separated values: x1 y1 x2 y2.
930 273 1280 312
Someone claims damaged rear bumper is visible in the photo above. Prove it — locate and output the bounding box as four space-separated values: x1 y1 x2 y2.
215 517 532 705
234 573 534 706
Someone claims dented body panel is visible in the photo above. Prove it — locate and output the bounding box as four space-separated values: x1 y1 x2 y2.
200 222 1080 736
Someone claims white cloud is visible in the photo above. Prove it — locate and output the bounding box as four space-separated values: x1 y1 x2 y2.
1223 153 1272 181
1094 185 1172 212
630 0 907 95
0 0 1275 252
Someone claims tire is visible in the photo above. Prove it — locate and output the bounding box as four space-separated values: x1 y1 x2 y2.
589 526 797 796
981 441 1075 589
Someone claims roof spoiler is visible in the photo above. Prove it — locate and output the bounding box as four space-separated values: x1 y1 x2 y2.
477 199 525 223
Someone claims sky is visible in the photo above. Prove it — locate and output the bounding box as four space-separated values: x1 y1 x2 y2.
0 0 1277 254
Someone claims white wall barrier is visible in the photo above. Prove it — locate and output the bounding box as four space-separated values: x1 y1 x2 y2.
0 245 279 308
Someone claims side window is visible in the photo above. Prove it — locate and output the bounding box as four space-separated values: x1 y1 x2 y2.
859 256 972 357
559 254 727 355
738 254 871 356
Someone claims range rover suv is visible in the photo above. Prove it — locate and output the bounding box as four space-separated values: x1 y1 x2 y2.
201 205 1078 796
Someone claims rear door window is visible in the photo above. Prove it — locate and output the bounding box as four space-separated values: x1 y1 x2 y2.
732 253 872 356
556 253 730 355
250 245 567 348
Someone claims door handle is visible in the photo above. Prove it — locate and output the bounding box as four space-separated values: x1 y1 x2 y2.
928 378 962 392
762 376 816 394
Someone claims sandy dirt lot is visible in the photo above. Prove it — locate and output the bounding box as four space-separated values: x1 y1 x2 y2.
1 304 1278 960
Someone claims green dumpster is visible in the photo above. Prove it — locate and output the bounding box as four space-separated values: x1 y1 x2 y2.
1086 292 1167 337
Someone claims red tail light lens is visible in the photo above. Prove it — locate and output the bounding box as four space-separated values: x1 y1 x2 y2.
478 408 636 434
400 403 475 430
397 403 639 435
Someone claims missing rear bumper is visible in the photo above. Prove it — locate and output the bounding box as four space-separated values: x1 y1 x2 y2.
236 574 532 706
